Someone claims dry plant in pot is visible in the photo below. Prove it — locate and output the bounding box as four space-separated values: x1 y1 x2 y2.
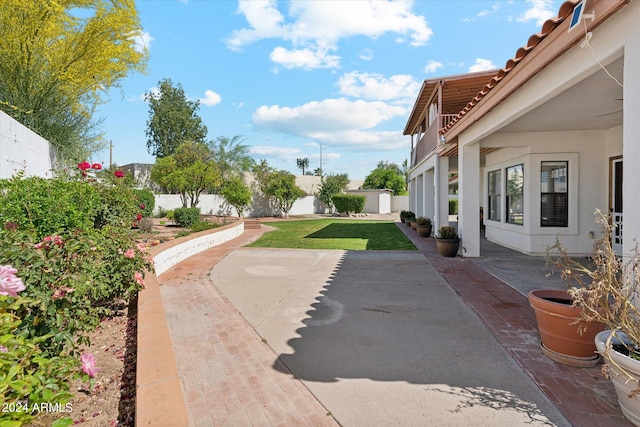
548 209 640 424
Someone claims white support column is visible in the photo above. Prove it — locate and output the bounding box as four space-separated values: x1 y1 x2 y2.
425 169 435 221
623 36 640 257
417 174 424 217
459 143 481 257
434 155 449 232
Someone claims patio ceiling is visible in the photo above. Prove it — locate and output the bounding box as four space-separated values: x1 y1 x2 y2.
496 56 624 133
403 70 498 135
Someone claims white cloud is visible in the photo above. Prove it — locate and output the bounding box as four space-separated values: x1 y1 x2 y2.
132 31 153 54
359 49 373 61
252 98 407 151
199 90 222 107
517 0 555 27
337 72 420 103
270 46 340 70
478 3 501 18
249 146 302 162
253 98 405 134
227 0 286 51
424 60 443 74
468 58 497 72
227 0 433 69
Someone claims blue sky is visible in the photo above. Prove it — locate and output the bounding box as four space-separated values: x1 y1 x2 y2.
95 0 559 180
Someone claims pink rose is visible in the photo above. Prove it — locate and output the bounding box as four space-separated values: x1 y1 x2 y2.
77 161 91 171
91 163 102 170
136 213 143 221
124 249 135 259
114 170 124 178
134 271 145 287
81 353 99 377
0 265 25 296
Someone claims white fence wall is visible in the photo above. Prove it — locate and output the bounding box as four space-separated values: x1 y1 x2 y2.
154 194 328 218
0 111 55 179
391 195 409 213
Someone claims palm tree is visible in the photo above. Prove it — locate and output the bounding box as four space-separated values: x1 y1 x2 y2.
296 157 309 175
209 136 256 183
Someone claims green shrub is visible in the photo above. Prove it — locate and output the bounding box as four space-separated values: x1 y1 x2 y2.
173 207 201 228
416 217 432 226
0 165 152 423
332 195 365 214
190 220 220 233
449 199 458 215
436 226 458 239
0 290 80 426
155 206 168 218
166 210 174 221
133 189 155 217
0 167 153 355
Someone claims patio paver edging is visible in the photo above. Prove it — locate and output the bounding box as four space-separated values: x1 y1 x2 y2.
135 220 245 426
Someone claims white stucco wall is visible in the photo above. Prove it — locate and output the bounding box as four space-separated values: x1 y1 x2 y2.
154 194 327 217
481 130 612 255
451 0 637 257
0 111 55 179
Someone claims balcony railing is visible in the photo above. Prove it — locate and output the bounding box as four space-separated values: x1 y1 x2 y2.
410 114 458 167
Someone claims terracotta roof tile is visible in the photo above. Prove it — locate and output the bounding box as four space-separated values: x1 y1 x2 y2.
440 0 581 134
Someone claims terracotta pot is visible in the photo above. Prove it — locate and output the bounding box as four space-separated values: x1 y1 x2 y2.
435 238 459 257
595 330 640 425
528 289 606 366
416 225 432 237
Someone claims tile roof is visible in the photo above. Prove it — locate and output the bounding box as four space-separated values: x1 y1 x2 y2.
403 70 498 136
440 0 581 135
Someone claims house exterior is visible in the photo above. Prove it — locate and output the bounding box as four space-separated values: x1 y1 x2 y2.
405 0 636 258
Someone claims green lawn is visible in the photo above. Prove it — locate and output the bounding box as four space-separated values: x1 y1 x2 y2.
247 219 417 250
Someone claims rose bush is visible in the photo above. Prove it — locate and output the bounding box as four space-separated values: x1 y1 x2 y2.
0 165 154 424
1 267 88 426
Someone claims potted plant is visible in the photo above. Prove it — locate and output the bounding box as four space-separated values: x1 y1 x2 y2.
399 210 409 223
435 226 459 257
548 210 640 424
415 217 432 238
402 211 414 226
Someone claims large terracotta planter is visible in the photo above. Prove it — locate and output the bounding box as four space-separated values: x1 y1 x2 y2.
435 238 459 257
595 330 640 425
416 225 432 237
528 289 606 367
410 220 417 230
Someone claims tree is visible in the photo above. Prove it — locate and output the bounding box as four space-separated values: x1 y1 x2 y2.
296 158 309 175
209 136 255 184
145 78 208 158
362 161 408 195
150 141 220 207
221 177 252 218
263 171 305 218
318 173 350 213
0 0 148 161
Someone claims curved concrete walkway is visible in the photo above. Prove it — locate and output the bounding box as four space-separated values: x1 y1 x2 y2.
155 222 628 426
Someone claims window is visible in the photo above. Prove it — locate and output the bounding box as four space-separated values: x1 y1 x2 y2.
541 161 568 227
487 170 501 221
506 164 524 225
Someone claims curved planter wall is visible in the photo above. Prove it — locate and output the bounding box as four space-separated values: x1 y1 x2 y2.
136 221 244 426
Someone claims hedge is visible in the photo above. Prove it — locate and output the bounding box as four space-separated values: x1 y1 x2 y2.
173 207 201 227
332 194 365 214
